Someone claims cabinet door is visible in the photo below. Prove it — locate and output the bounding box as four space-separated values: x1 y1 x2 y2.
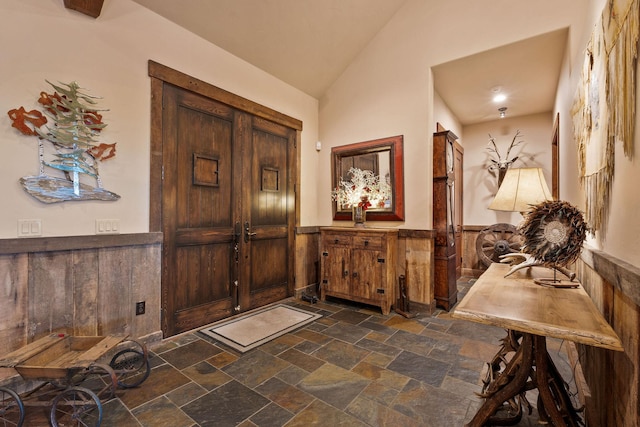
350 249 384 300
323 245 351 295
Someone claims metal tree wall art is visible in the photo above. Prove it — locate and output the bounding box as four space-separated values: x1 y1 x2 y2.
7 80 119 203
486 130 524 186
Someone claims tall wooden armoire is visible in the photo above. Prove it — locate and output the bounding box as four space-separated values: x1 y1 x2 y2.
433 130 458 310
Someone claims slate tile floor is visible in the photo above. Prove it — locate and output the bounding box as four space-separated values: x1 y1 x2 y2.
21 278 577 426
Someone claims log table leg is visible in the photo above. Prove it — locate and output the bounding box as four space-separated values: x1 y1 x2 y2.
466 331 583 427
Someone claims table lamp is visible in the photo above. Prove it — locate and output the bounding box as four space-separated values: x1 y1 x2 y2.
488 167 553 215
476 168 552 267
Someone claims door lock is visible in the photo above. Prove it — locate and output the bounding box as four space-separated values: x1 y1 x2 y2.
244 221 257 242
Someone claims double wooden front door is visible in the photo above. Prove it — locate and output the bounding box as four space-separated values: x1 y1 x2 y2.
159 82 296 336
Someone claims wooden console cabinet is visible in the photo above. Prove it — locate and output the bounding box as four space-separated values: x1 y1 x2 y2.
320 227 398 315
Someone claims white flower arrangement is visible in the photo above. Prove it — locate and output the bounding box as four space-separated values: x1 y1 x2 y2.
331 167 391 210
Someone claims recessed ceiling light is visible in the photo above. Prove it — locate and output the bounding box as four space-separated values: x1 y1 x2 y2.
493 93 507 103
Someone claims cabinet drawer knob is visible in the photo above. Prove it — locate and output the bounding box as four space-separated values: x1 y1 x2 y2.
334 239 339 244
352 271 358 278
364 240 369 246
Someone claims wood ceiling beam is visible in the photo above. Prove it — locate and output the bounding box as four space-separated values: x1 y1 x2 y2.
64 0 104 19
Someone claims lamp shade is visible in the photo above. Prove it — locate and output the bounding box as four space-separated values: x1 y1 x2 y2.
489 167 553 213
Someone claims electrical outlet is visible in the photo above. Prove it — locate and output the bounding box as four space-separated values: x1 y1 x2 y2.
135 301 145 316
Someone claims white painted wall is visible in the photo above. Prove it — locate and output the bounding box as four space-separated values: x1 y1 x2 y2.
0 0 319 238
554 0 640 266
433 90 462 138
462 113 554 226
319 0 588 230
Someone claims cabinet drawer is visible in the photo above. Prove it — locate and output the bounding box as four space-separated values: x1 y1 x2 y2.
353 235 384 250
322 233 353 247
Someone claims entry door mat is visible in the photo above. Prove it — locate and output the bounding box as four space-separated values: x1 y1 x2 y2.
199 304 322 353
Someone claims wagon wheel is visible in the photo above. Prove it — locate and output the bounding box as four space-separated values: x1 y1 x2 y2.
476 223 524 267
76 363 119 401
50 363 118 402
109 349 150 388
50 386 102 427
0 387 25 427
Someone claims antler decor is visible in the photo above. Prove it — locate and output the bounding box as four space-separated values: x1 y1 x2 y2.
487 130 524 186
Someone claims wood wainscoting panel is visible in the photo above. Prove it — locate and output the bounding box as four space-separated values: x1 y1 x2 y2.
575 251 640 427
29 252 76 338
0 234 162 361
461 226 487 278
295 227 320 296
72 249 100 336
398 230 435 314
0 254 28 353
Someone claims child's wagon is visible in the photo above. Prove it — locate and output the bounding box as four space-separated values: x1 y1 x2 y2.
0 334 150 426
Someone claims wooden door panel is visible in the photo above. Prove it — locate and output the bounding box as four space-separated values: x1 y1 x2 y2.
323 246 351 296
242 118 294 310
351 250 382 300
176 106 233 228
159 79 297 336
162 85 237 336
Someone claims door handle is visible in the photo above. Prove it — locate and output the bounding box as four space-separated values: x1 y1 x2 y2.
244 221 257 243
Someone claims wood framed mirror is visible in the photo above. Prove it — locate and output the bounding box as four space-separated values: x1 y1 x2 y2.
331 135 404 221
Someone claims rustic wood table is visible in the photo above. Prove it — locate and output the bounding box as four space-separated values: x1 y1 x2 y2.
452 263 623 426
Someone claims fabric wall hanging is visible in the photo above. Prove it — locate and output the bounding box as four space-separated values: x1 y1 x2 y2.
571 0 639 236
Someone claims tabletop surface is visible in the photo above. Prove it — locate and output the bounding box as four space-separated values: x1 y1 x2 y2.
451 263 623 351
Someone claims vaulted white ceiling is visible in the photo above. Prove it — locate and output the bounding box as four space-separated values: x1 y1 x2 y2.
130 0 566 125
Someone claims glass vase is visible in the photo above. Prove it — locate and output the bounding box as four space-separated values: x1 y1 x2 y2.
352 205 366 227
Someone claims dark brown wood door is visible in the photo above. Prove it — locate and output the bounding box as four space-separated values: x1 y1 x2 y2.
161 84 295 336
238 116 295 311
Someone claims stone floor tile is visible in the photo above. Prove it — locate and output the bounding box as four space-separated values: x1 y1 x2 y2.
166 382 208 407
293 328 333 345
160 339 222 370
119 363 191 409
346 395 422 427
355 337 403 358
275 364 310 385
285 399 367 426
99 398 141 427
319 322 371 343
383 316 426 334
393 379 471 427
222 350 289 388
182 380 269 427
360 380 400 406
385 329 435 356
277 347 325 372
293 339 322 354
132 395 195 427
328 309 372 325
352 361 410 391
358 320 397 335
206 350 238 368
297 364 370 410
386 351 450 387
312 339 370 370
182 361 233 391
259 333 305 355
255 377 315 413
363 351 395 368
250 402 294 427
